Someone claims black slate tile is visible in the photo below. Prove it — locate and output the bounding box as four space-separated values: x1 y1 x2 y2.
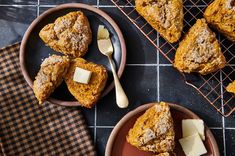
81 107 95 126
226 130 235 156
210 129 224 156
96 128 112 156
88 127 95 143
0 0 37 5
99 7 157 64
97 66 158 126
0 6 37 47
40 0 96 5
159 66 222 127
225 114 235 127
99 0 116 5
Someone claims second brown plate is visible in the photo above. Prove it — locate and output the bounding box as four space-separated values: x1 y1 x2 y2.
105 103 220 156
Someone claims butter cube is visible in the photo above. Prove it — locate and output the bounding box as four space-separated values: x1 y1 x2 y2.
98 25 110 40
179 133 207 156
182 119 205 140
73 67 92 84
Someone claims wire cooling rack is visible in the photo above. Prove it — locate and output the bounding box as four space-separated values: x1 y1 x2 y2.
111 0 235 117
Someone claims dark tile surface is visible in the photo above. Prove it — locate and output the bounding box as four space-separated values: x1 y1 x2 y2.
159 66 222 127
0 0 37 5
225 130 235 156
0 0 234 156
0 6 37 47
97 66 158 126
96 128 112 156
211 129 224 156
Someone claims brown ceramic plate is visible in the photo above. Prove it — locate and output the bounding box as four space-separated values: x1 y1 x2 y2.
105 103 220 156
20 3 126 106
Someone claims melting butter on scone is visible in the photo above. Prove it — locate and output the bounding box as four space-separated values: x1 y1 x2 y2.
65 58 108 108
204 0 235 42
73 67 92 84
174 19 226 75
33 55 70 104
126 102 175 153
39 11 92 57
135 0 184 43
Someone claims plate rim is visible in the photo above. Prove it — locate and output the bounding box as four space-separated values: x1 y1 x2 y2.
19 3 126 106
105 102 220 156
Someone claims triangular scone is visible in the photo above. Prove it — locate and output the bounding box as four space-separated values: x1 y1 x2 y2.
127 102 175 153
33 55 70 104
135 0 183 43
174 19 226 75
204 0 235 42
39 11 92 57
64 58 108 108
226 81 235 94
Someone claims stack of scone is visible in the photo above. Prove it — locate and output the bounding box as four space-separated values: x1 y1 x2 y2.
33 11 108 108
135 0 235 94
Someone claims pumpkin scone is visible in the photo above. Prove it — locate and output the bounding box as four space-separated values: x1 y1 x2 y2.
33 55 70 104
226 81 235 94
135 0 183 43
204 0 235 42
39 11 92 57
126 102 175 153
65 58 108 108
174 19 226 75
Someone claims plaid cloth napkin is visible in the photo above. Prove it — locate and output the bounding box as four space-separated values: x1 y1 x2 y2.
0 43 96 156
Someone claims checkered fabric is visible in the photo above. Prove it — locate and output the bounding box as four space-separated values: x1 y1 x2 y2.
0 43 96 156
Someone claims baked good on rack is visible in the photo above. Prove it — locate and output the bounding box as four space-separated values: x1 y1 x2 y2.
155 152 175 156
39 11 92 57
33 55 70 104
174 19 226 75
135 0 183 43
204 0 235 42
226 81 235 94
126 102 175 153
64 58 108 108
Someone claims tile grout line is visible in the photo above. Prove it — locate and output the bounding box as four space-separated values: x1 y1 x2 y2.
93 0 99 145
37 0 39 17
157 32 160 102
219 34 227 156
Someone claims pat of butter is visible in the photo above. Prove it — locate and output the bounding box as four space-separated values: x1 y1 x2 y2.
182 119 205 140
179 133 207 156
73 67 92 84
98 25 110 40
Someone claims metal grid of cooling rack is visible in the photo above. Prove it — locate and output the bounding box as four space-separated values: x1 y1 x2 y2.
111 0 235 117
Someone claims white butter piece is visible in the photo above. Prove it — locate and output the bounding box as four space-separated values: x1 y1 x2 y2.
179 133 207 156
98 25 110 40
73 67 92 84
182 119 205 140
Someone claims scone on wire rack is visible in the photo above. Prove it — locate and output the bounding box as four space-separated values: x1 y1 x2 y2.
39 11 92 57
174 19 226 75
33 55 70 104
226 81 235 94
135 0 184 43
204 0 235 42
126 102 175 153
65 58 108 108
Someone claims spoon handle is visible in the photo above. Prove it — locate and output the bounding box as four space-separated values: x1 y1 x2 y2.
108 56 129 108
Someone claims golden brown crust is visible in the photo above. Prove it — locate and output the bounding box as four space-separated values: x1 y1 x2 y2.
226 81 235 94
33 55 70 104
135 0 183 43
39 11 92 57
65 58 108 108
174 19 226 75
204 0 235 42
127 102 175 153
